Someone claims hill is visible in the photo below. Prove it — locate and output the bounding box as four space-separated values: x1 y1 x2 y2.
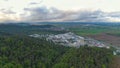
0 35 113 68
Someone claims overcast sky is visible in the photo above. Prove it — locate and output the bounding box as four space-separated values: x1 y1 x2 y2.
0 0 120 23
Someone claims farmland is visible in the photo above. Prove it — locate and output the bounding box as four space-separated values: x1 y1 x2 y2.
54 22 120 47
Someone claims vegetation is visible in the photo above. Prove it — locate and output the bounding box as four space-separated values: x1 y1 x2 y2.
0 35 113 68
0 35 68 68
55 22 120 36
0 24 67 35
0 23 115 68
54 46 113 68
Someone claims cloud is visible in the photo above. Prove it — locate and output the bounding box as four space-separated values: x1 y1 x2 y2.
29 0 43 5
108 12 120 18
0 0 120 23
4 0 9 1
0 6 120 23
0 12 17 22
21 7 120 22
0 9 20 23
29 2 39 5
22 6 64 22
0 9 16 14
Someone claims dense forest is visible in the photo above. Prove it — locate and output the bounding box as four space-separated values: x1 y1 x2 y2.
0 23 114 68
54 46 113 68
0 35 113 68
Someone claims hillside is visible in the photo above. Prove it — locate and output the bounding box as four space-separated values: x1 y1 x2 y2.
0 35 113 68
0 24 67 35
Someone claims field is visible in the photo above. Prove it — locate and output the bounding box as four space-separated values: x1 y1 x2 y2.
110 56 120 68
87 33 120 47
56 23 120 47
68 24 120 36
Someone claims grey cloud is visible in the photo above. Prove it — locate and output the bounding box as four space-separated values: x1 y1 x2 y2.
0 9 16 14
108 12 120 18
23 7 64 22
71 10 109 22
29 0 43 5
24 6 49 14
22 7 120 22
29 2 39 5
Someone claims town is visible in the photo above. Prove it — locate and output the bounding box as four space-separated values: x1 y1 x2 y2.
29 32 110 48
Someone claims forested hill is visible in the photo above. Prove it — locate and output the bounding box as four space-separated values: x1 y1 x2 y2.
53 46 113 68
0 24 67 35
0 35 113 68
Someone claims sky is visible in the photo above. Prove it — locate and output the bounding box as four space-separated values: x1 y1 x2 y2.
0 0 120 23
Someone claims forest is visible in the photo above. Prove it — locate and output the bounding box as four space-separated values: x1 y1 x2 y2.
0 35 113 68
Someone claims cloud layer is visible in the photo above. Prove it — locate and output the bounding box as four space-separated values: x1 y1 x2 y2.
0 0 120 23
20 7 120 22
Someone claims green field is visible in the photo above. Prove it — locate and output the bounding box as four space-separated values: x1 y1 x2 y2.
59 23 120 36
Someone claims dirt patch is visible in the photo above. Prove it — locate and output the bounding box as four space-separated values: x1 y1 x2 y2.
87 33 120 47
109 56 120 68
